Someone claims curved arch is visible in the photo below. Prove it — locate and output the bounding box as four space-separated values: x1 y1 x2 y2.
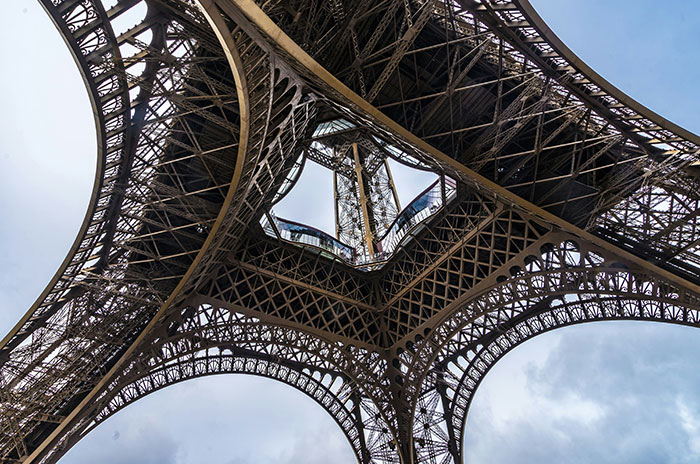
515 0 700 145
93 304 398 463
448 298 700 463
461 320 700 463
403 236 700 391
405 236 700 464
4 1 255 461
87 356 365 464
68 371 358 463
0 0 130 356
48 301 401 464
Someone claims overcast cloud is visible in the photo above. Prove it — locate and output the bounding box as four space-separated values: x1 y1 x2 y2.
465 323 700 463
2 1 700 463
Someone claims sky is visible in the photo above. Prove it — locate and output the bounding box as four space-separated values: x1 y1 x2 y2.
273 157 438 236
1 1 700 463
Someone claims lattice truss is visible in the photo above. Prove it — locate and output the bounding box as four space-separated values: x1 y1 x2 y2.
301 122 403 261
2 0 700 463
262 0 700 273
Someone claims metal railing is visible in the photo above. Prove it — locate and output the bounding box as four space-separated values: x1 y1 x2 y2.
262 176 457 268
262 213 356 263
377 176 456 255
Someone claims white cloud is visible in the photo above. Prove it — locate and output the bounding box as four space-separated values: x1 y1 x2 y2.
466 322 700 464
677 397 700 457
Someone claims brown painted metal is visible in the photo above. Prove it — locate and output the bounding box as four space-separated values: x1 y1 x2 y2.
352 142 377 256
2 1 700 463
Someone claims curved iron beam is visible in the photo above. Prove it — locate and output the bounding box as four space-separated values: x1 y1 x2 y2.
408 236 700 463
17 1 251 461
512 0 700 147
0 0 131 360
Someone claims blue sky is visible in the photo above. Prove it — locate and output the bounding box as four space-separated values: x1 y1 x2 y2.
1 1 700 463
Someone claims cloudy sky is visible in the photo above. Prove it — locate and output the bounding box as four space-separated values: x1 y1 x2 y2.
1 1 700 463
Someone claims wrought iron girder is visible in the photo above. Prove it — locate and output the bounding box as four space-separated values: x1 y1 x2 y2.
594 174 700 282
255 0 700 256
408 233 700 463
80 304 402 464
199 245 383 346
379 197 546 345
462 2 650 153
5 1 700 464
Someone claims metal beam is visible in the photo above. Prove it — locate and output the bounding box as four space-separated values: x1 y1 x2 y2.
226 0 700 297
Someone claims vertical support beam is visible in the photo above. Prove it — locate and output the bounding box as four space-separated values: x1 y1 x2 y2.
350 391 372 464
436 375 461 464
384 158 402 212
333 168 341 238
440 173 447 209
353 142 376 256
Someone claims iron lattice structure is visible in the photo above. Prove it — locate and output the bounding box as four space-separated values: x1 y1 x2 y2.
2 0 700 463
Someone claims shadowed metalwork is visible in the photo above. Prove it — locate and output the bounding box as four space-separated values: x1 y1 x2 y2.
2 0 699 463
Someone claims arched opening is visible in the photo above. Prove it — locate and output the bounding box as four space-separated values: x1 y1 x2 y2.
0 2 95 333
464 321 700 463
62 375 356 464
407 235 700 464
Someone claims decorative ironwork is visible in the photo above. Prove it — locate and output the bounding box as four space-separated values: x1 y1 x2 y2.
2 0 699 463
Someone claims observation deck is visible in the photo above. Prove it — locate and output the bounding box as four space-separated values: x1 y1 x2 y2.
262 176 457 269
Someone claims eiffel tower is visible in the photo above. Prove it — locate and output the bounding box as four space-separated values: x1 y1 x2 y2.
3 1 700 463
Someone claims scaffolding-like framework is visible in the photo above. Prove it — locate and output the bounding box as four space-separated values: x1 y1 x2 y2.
2 1 700 463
